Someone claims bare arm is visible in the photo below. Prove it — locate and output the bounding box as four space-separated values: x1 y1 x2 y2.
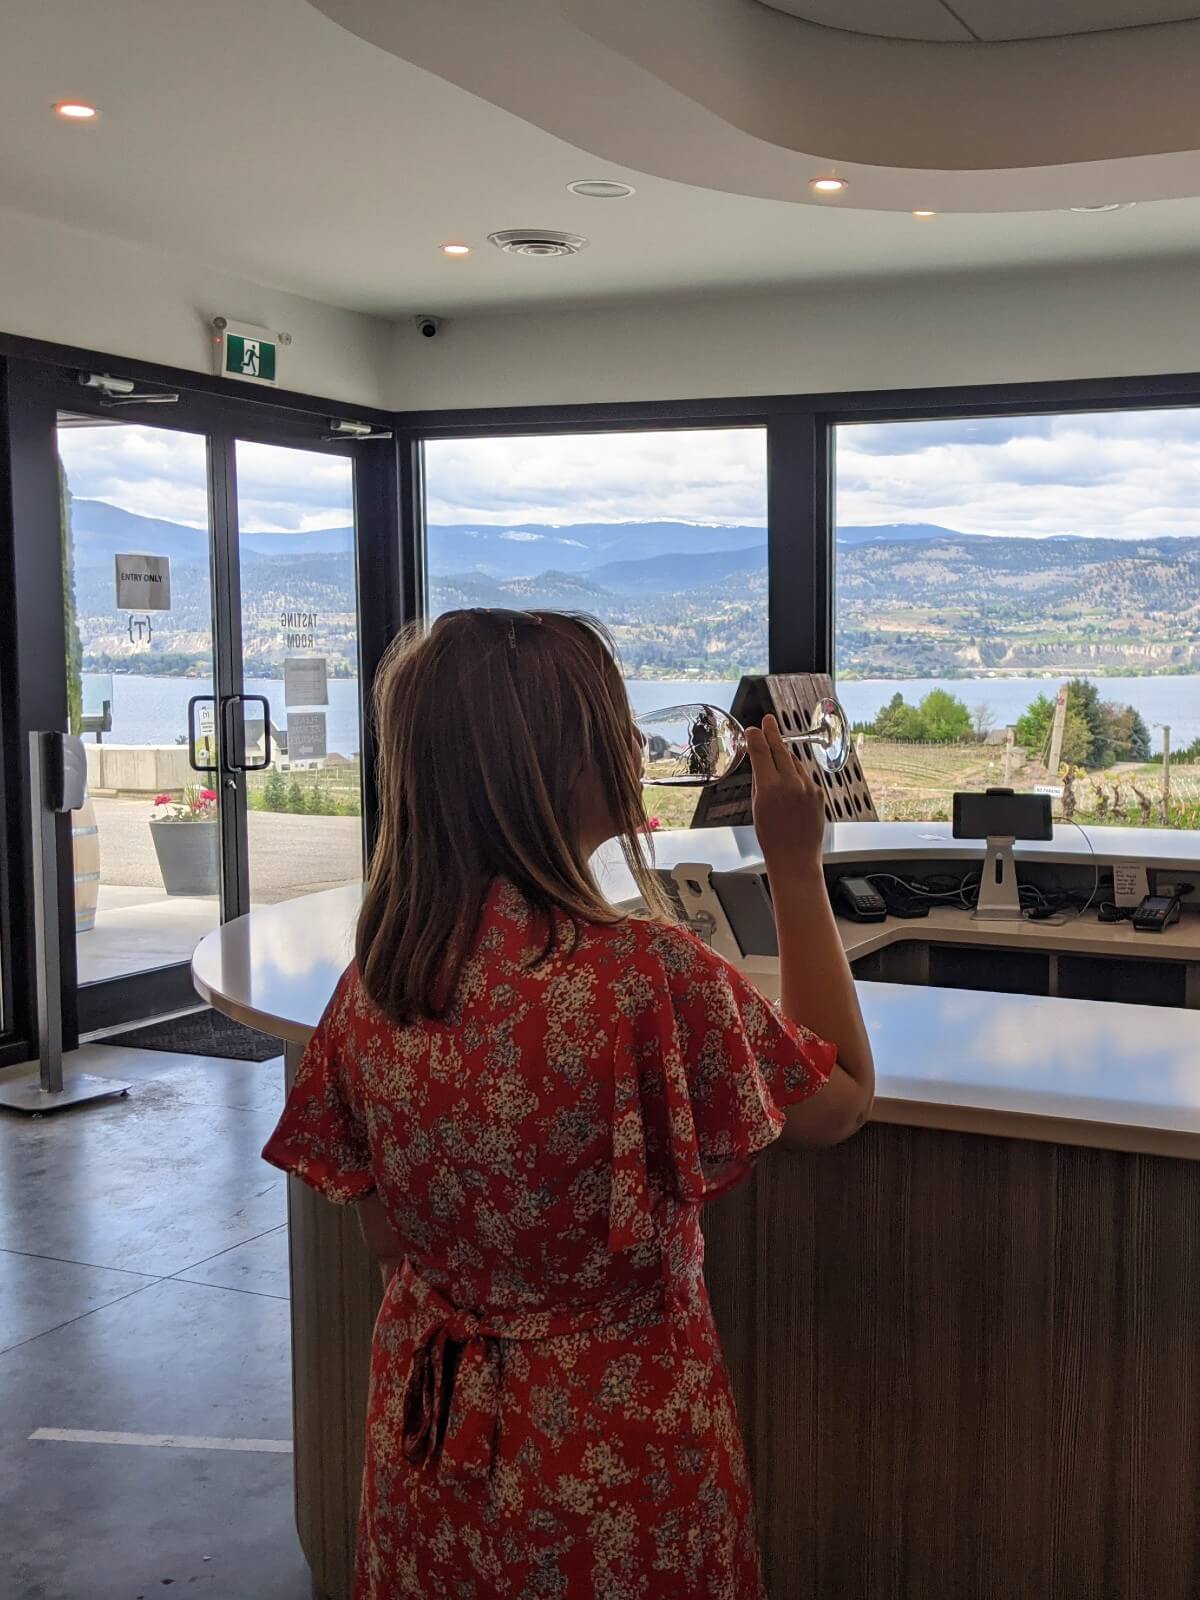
356 1193 405 1287
746 716 875 1147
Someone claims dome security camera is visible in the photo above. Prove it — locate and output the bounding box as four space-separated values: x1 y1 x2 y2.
415 315 442 339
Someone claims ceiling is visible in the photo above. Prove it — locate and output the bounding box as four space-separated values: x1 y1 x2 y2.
3 0 1200 322
758 1 1200 43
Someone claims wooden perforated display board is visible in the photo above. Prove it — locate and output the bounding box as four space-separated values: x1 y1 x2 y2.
690 673 877 828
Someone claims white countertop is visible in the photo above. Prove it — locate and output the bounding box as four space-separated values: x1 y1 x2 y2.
194 824 1200 1160
590 819 1200 906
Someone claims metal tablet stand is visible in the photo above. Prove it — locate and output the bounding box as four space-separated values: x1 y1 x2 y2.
974 835 1023 921
0 733 129 1114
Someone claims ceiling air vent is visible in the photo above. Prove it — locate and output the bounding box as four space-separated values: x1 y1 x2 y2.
487 229 589 258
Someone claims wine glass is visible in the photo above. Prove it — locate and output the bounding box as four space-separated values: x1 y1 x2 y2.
636 698 850 786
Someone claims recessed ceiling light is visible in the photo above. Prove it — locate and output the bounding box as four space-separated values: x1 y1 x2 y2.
912 210 937 219
440 243 471 256
54 101 97 120
810 176 848 194
567 179 636 199
1068 202 1136 214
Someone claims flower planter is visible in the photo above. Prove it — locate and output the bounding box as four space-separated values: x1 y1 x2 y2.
149 818 219 896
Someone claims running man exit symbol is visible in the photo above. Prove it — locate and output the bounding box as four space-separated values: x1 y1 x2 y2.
224 333 277 383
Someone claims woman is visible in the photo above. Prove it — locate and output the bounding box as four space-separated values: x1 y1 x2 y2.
263 610 873 1599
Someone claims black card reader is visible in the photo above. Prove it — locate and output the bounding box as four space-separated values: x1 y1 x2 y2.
1132 893 1181 933
834 876 888 923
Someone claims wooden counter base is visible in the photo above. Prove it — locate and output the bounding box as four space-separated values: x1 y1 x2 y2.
287 1025 1200 1600
702 1124 1200 1600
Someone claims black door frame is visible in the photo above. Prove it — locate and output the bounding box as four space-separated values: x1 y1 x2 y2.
0 345 403 1052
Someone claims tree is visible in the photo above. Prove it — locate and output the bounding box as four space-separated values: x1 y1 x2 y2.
1015 693 1055 755
1100 701 1151 762
60 462 83 737
873 692 911 739
286 780 306 814
1064 678 1107 762
1058 708 1093 767
262 767 287 811
917 689 972 743
972 702 996 738
1016 691 1093 766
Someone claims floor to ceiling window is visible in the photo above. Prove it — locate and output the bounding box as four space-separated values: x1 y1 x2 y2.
833 408 1200 826
422 428 768 827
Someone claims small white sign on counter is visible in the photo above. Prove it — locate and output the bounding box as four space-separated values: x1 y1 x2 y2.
284 656 328 707
1113 863 1149 907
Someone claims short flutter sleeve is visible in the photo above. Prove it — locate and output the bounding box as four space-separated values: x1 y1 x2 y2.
261 967 375 1204
617 925 836 1221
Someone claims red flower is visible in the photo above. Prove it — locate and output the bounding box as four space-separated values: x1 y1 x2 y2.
153 794 172 806
198 789 217 802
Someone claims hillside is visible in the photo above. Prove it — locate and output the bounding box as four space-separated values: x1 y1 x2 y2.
64 499 1200 679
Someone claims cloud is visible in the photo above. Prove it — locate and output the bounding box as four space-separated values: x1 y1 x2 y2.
837 407 1200 538
57 424 355 532
424 429 768 526
56 409 1200 544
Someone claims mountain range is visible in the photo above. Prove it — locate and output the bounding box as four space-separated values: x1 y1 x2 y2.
63 498 1200 679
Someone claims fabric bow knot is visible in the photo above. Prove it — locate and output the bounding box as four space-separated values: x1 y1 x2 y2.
396 1262 667 1480
401 1299 500 1480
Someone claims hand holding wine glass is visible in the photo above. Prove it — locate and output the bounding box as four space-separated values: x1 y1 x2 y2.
745 714 827 873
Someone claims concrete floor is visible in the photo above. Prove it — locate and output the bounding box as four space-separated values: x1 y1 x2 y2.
77 801 363 984
0 1041 313 1599
77 886 221 985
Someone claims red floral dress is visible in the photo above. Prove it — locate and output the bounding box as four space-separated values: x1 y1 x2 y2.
264 881 834 1600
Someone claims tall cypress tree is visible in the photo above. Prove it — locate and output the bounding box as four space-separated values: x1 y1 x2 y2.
60 460 84 737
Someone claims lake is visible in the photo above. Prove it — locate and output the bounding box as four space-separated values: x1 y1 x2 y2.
84 672 1200 757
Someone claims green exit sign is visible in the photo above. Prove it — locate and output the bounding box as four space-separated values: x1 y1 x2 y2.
212 319 281 386
224 333 276 383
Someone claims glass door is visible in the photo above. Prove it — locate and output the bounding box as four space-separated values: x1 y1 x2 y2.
231 439 364 908
57 416 368 1026
58 415 224 987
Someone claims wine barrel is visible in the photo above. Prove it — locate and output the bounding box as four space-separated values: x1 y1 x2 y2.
72 795 101 935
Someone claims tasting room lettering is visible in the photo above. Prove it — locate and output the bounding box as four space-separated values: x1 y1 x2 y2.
280 610 317 650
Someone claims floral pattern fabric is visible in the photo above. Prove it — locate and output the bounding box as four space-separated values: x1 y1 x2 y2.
263 881 835 1600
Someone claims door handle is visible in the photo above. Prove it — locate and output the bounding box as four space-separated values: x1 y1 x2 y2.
186 695 218 773
221 694 272 773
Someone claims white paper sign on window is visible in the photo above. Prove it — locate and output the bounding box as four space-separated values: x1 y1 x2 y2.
114 553 171 611
287 711 327 763
284 656 328 707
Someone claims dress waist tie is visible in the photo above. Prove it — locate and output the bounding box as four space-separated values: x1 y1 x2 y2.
397 1259 666 1479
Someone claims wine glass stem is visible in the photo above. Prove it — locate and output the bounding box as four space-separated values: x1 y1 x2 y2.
783 730 830 751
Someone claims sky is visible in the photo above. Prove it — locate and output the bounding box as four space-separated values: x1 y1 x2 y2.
55 408 1200 539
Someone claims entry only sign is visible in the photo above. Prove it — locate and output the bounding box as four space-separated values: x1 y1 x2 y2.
114 553 171 610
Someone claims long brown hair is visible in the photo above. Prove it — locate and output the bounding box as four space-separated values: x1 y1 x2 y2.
356 609 671 1023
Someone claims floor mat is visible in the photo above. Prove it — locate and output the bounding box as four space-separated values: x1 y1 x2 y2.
102 1007 284 1062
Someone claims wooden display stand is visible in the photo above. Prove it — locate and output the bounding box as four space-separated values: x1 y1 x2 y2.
691 673 877 828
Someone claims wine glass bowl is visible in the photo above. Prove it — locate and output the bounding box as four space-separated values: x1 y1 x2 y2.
637 704 745 787
636 697 851 786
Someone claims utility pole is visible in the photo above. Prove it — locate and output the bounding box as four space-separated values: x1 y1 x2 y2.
1004 726 1013 784
1158 723 1171 822
1046 684 1069 778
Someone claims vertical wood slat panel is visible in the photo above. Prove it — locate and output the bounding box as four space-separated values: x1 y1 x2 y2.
703 1126 1200 1600
284 1044 380 1600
